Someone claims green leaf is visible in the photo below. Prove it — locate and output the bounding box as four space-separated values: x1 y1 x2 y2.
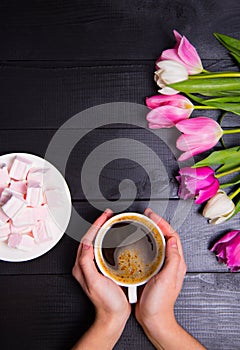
231 52 240 65
169 77 240 93
220 174 240 188
193 146 240 172
205 96 240 103
230 198 240 219
214 33 240 57
202 100 240 115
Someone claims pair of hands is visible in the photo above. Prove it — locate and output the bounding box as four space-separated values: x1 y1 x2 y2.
72 207 187 348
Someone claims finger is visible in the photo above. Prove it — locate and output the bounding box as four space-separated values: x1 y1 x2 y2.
75 208 113 264
82 208 113 243
144 207 184 258
159 237 181 281
144 208 175 237
73 209 113 286
79 238 100 287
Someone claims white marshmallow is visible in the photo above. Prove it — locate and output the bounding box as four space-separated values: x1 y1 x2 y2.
8 233 35 251
2 194 26 219
9 156 32 181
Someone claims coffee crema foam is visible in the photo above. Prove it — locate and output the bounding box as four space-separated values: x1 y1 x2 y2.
96 216 164 284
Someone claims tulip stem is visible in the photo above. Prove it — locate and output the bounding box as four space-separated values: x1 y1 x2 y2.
215 166 240 178
229 186 240 200
194 105 217 110
223 128 240 134
189 72 240 79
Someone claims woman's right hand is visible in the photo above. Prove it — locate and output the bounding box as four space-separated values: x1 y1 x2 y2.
135 207 187 330
135 208 206 350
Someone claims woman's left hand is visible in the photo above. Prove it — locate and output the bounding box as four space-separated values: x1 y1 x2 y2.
72 209 131 339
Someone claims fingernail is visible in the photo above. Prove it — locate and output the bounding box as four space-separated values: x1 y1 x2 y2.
104 208 113 216
81 238 91 250
169 237 177 248
144 208 152 216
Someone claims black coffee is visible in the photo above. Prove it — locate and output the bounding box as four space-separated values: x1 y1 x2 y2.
100 220 162 284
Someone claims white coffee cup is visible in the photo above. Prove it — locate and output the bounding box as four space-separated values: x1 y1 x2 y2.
94 212 166 303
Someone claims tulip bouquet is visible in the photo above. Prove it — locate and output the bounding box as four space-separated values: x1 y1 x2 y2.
146 30 240 271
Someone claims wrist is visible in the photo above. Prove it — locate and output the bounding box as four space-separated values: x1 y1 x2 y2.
139 311 178 344
94 310 129 345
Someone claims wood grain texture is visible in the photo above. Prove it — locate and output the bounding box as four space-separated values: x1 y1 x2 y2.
0 200 239 275
0 273 239 350
0 129 238 202
0 2 240 349
1 0 240 60
0 60 239 129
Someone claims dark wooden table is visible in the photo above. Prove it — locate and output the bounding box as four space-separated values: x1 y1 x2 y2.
0 1 240 349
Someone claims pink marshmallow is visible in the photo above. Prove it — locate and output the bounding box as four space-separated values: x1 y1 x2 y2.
0 164 10 187
0 223 11 241
8 233 35 251
26 183 44 207
0 207 9 225
1 194 26 219
32 220 52 243
9 156 32 181
45 189 63 207
0 188 12 205
9 180 27 196
27 168 49 186
32 204 50 221
12 206 35 227
10 223 33 234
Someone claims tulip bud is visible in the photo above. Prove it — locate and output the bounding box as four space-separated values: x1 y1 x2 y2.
156 30 203 75
176 166 219 204
203 190 235 224
146 94 193 129
211 230 240 272
175 117 223 161
155 60 188 95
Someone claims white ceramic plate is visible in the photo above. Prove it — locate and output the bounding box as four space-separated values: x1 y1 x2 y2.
0 153 72 262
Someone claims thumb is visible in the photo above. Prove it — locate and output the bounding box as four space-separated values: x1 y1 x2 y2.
162 237 181 278
79 238 99 284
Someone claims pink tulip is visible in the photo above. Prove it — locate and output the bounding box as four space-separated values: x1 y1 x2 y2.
146 94 194 128
175 117 223 161
211 230 240 272
176 166 219 204
156 30 203 75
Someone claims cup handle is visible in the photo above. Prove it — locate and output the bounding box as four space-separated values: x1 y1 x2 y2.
128 286 137 303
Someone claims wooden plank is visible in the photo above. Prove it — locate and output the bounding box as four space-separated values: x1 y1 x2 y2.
0 273 239 350
0 1 240 60
0 129 238 202
0 61 239 129
0 200 238 274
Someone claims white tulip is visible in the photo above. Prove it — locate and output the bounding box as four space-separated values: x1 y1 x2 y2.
155 60 188 95
203 190 235 225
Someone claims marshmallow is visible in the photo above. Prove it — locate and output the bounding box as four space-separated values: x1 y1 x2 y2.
12 206 35 227
10 223 33 234
2 194 26 219
0 207 9 225
45 189 63 207
0 188 12 205
27 168 49 187
9 180 27 196
32 220 52 243
0 164 10 187
32 204 50 221
0 223 10 241
8 233 35 251
9 156 32 181
26 182 44 207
